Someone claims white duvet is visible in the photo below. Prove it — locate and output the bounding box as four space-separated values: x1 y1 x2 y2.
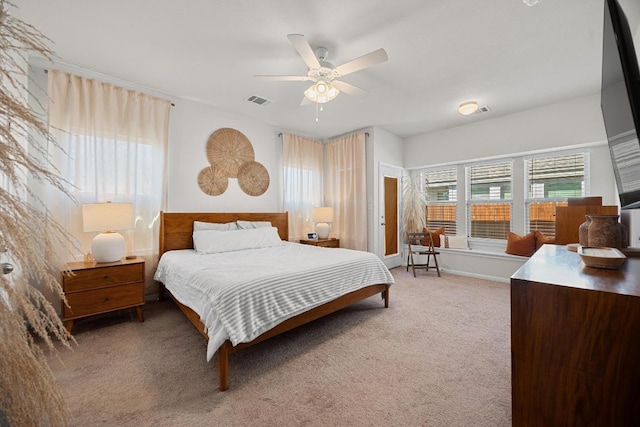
154 241 394 361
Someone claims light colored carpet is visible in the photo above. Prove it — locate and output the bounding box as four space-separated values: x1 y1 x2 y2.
48 268 512 426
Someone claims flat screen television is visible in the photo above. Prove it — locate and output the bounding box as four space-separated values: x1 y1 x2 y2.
601 0 640 209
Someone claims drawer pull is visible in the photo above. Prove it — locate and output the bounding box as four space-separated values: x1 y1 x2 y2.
103 275 109 279
103 297 109 303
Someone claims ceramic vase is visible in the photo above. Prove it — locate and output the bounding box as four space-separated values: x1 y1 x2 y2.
578 216 591 246
587 215 622 248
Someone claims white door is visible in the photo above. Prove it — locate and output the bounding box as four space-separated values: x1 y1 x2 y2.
378 163 403 269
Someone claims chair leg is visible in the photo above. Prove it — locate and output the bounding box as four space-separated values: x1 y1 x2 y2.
410 252 417 278
433 254 441 277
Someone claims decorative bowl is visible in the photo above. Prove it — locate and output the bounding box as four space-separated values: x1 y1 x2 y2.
578 246 627 269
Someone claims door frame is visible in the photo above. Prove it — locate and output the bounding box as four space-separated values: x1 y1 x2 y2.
378 162 404 269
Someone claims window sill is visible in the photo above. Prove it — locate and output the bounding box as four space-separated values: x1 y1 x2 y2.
437 247 529 261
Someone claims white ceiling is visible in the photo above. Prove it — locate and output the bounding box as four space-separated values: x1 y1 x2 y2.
13 0 608 139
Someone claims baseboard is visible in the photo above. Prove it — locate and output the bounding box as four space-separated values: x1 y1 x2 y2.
439 268 510 284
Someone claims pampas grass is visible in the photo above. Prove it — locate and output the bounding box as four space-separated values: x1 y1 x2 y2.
0 1 76 425
402 175 427 240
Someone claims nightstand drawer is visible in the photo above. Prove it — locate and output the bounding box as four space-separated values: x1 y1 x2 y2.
63 263 144 292
63 283 144 319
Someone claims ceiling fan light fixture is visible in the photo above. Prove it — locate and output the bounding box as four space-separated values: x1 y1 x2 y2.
458 101 479 116
304 81 340 104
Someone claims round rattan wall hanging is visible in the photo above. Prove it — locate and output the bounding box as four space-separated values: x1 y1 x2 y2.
237 161 270 196
198 127 270 197
206 128 254 178
197 165 229 196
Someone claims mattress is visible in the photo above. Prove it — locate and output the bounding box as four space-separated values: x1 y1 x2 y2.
154 241 394 361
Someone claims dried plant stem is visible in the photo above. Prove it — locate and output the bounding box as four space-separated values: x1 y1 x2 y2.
402 176 427 241
0 1 76 425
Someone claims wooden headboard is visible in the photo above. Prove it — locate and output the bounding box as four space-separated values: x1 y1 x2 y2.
159 211 289 255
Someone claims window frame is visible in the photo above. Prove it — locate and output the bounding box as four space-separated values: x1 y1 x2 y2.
465 159 514 241
524 150 589 237
420 167 458 235
415 147 593 243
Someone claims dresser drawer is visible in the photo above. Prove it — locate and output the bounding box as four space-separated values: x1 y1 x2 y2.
63 282 144 319
63 263 144 292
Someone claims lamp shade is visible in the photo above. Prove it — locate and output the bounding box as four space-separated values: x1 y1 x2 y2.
82 202 134 263
304 81 340 104
313 207 334 223
82 202 134 232
313 207 334 239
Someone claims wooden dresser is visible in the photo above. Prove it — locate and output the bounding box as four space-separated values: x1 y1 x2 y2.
510 245 640 426
61 257 145 333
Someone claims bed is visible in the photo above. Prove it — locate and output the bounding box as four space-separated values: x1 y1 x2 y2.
154 211 394 391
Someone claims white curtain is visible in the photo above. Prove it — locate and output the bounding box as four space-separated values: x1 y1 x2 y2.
282 133 324 242
325 132 367 250
47 69 170 272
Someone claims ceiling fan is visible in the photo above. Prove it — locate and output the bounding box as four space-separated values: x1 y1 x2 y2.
256 34 388 106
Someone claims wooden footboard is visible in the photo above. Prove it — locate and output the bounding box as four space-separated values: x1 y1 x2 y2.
161 281 390 391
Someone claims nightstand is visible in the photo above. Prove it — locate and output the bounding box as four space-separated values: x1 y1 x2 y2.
299 238 340 248
61 257 145 333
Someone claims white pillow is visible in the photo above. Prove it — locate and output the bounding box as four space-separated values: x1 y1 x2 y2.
193 227 283 254
236 220 272 229
193 221 239 231
440 235 469 249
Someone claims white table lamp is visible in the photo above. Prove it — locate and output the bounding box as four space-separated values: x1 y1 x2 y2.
313 207 334 239
82 202 134 263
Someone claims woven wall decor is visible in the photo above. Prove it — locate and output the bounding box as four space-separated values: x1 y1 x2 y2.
198 127 271 197
197 165 228 196
206 128 254 178
237 161 270 196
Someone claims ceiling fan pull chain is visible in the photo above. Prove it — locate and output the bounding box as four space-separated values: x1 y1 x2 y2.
315 102 319 123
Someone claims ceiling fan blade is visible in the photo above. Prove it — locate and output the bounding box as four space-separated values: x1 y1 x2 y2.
300 96 312 106
287 34 321 70
332 80 367 97
254 75 310 81
335 48 388 77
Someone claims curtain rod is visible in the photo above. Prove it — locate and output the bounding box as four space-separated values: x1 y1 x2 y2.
278 132 369 138
43 68 175 106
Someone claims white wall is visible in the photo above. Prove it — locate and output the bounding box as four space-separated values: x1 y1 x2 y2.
403 94 608 166
367 126 404 255
403 94 617 205
167 99 283 212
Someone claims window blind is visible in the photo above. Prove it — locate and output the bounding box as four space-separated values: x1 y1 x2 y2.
422 168 457 234
525 152 587 237
467 162 512 239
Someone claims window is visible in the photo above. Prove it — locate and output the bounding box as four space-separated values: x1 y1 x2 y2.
466 161 513 239
282 134 324 242
416 148 591 243
47 69 170 258
526 152 587 237
422 167 457 234
68 137 155 197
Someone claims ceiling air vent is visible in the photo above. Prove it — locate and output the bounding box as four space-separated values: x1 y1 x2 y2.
246 95 273 106
475 105 491 114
